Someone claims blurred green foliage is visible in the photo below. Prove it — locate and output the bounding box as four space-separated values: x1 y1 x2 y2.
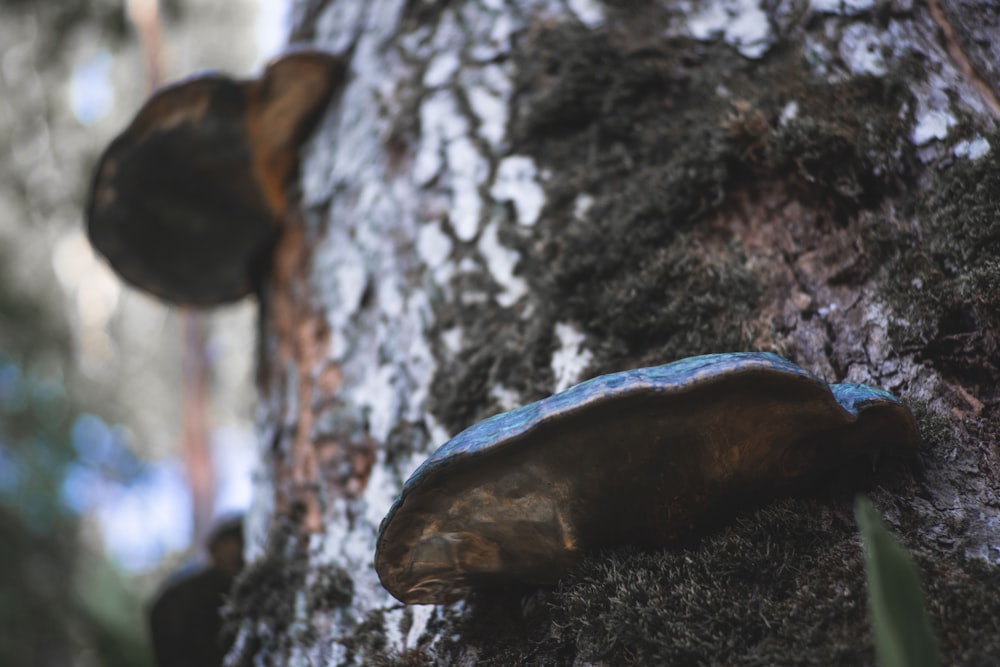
0 251 153 665
856 496 940 667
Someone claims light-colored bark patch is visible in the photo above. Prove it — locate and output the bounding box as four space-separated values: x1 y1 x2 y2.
551 322 593 392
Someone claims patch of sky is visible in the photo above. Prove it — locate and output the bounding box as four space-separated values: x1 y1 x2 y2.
68 50 114 126
0 360 24 411
0 443 19 494
71 414 116 465
70 413 141 480
61 461 104 514
255 0 289 65
95 461 194 571
59 408 224 571
211 424 254 516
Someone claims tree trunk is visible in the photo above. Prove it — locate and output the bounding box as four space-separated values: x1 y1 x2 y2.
224 0 1000 664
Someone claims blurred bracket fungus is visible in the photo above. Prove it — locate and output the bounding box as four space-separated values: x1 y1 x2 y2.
375 352 919 604
149 515 245 667
86 50 346 306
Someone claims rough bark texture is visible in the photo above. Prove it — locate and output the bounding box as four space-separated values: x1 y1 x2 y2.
224 0 1000 665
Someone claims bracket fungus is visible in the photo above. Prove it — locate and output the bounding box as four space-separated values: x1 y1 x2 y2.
86 50 344 306
375 352 919 604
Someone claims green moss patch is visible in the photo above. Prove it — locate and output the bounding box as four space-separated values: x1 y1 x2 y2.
861 146 1000 393
428 24 920 437
544 500 868 666
417 497 998 666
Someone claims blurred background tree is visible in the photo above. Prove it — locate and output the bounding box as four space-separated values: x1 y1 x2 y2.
0 0 277 663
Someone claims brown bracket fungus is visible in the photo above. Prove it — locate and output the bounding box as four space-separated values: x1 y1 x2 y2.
149 515 244 667
375 352 919 604
86 50 345 306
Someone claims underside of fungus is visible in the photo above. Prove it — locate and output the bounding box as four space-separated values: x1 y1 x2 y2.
375 352 919 604
86 50 344 306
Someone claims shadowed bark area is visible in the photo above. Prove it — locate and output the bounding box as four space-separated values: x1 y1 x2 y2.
224 1 999 665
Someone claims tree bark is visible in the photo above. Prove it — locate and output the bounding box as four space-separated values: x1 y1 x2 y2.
225 0 1000 664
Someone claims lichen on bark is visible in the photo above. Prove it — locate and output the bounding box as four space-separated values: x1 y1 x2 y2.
226 0 1000 664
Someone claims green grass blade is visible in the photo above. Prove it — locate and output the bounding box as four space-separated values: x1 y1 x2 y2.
855 496 940 667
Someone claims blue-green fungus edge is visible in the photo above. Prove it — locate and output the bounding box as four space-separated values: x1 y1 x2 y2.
376 352 918 604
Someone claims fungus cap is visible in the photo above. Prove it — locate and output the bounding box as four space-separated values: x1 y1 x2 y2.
375 352 919 604
86 50 344 306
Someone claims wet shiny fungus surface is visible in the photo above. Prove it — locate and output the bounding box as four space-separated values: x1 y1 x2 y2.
375 352 919 604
